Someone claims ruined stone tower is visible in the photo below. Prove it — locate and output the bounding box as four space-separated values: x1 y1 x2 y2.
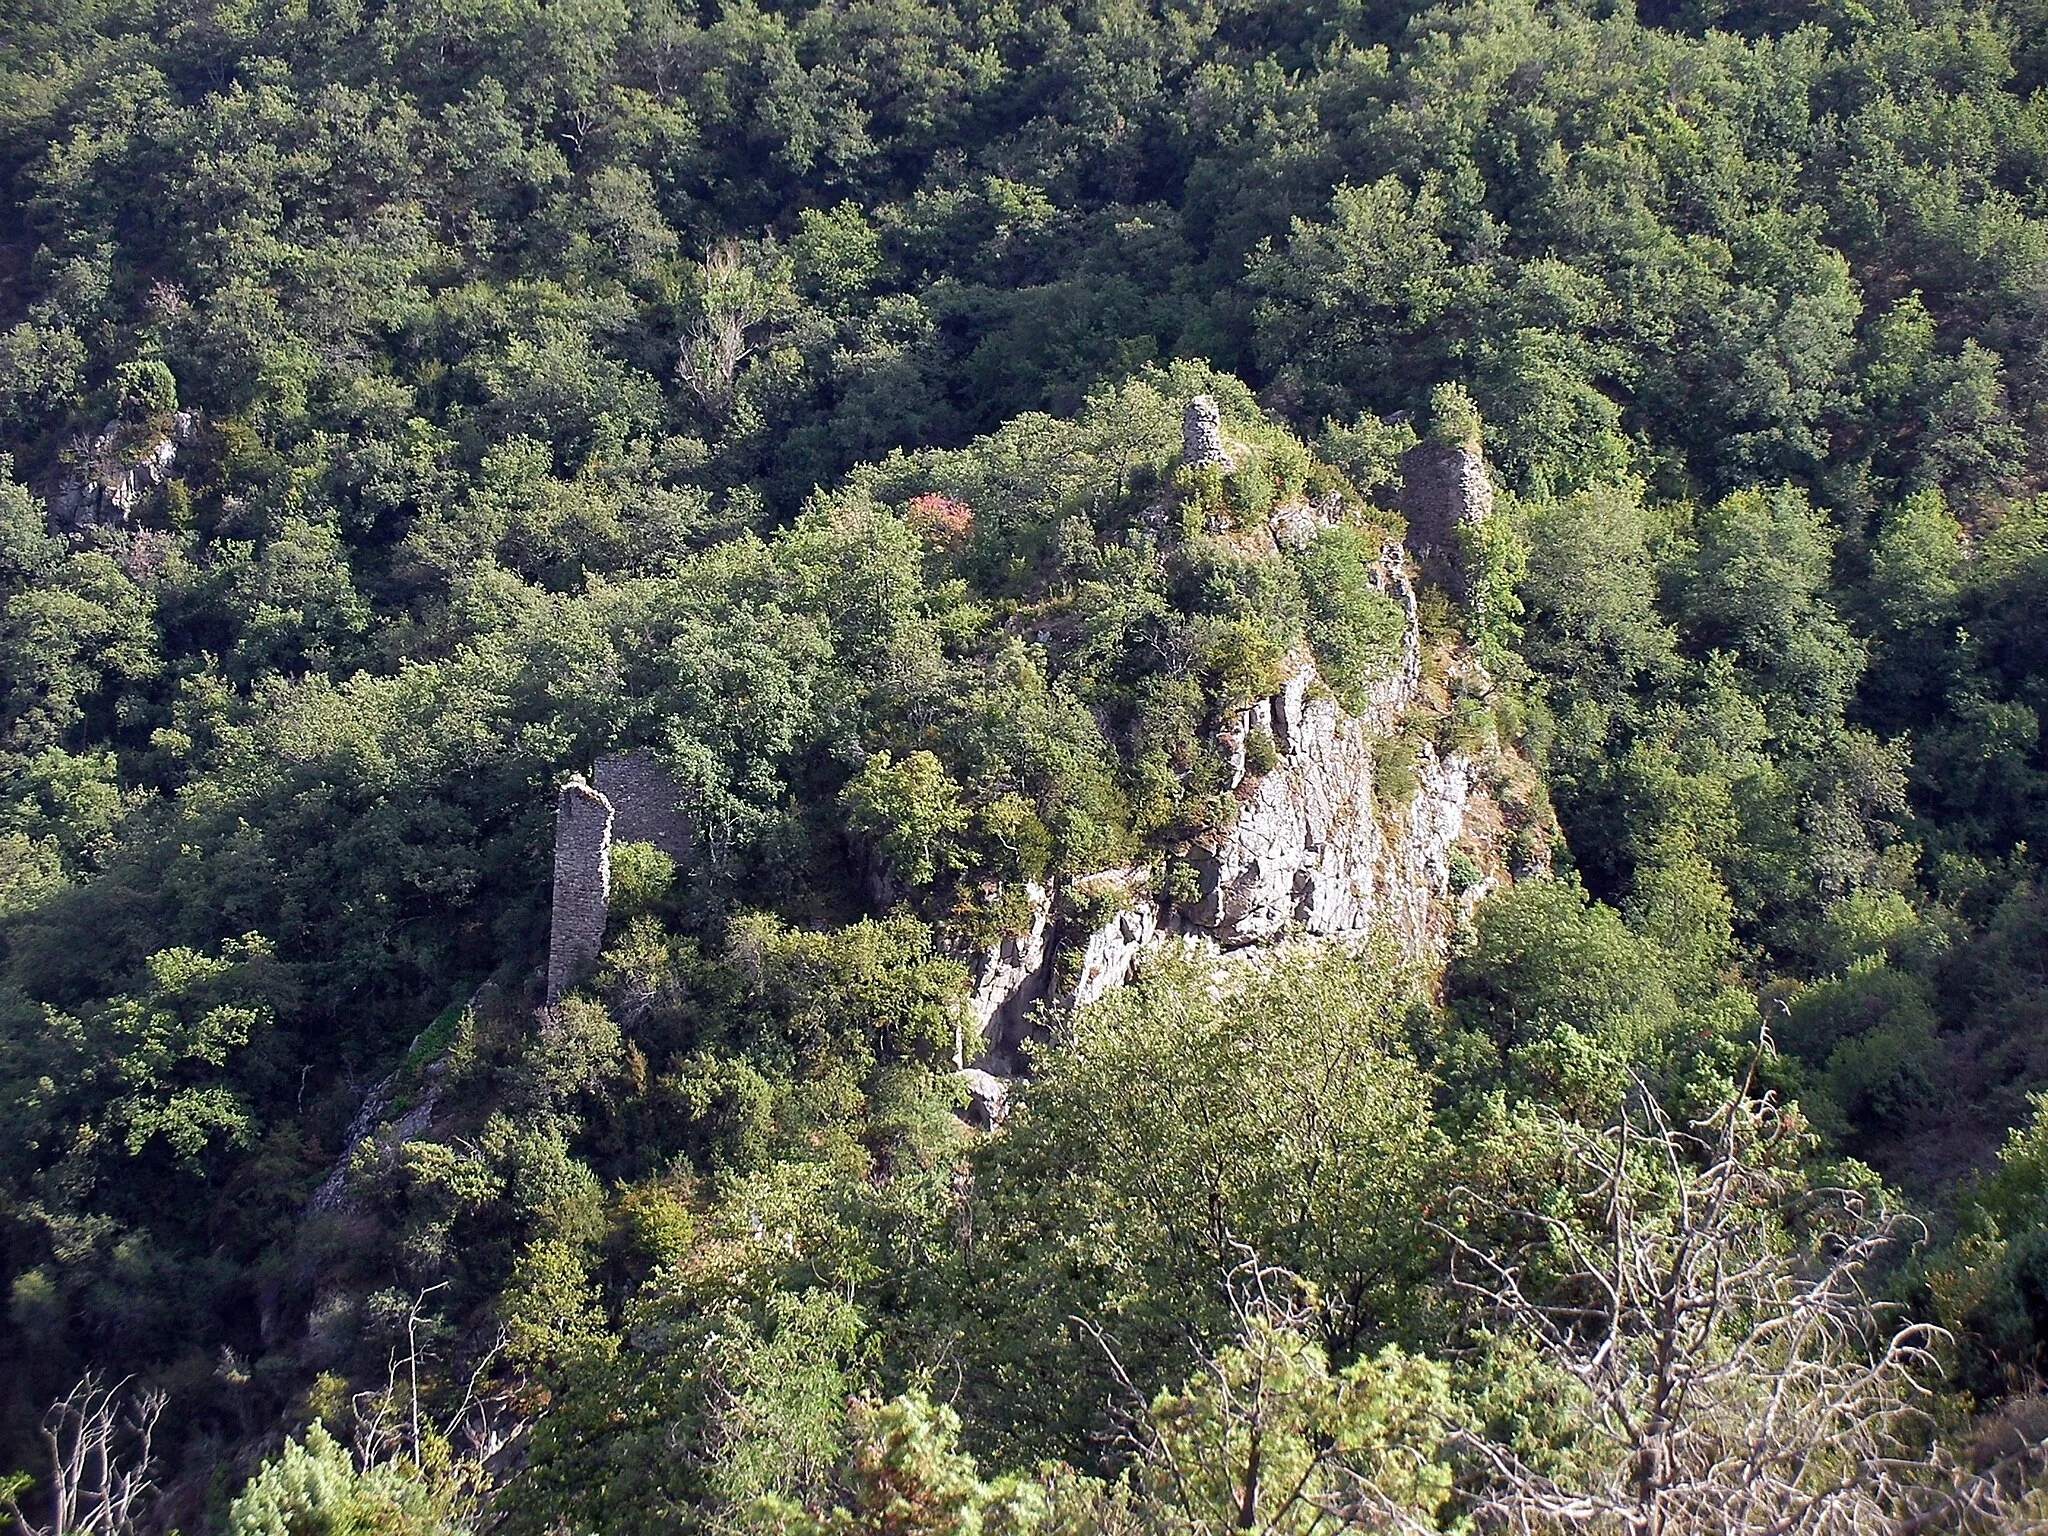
1397 439 1494 599
1181 394 1234 469
546 775 613 1004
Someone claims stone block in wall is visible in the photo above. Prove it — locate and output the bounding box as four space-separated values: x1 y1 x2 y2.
546 775 613 1004
593 751 693 862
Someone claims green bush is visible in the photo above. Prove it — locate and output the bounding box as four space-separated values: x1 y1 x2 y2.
113 358 178 416
839 751 971 889
609 841 678 920
1426 382 1483 451
1292 527 1407 711
1375 735 1421 807
1173 462 1228 533
1447 849 1482 894
1064 876 1128 932
1243 727 1279 778
228 1423 466 1536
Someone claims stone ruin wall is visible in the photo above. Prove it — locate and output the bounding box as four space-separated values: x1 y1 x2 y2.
1180 393 1234 468
546 776 613 1004
545 751 694 1003
593 752 693 862
1396 440 1494 599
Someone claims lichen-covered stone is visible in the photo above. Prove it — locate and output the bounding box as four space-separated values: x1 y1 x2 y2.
546 775 613 1004
593 751 692 862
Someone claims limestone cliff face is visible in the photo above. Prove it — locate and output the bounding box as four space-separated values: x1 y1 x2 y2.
1183 671 1476 961
959 870 1157 1073
963 542 1527 1069
954 405 1528 1076
1177 544 1483 962
962 883 1056 1068
45 412 199 534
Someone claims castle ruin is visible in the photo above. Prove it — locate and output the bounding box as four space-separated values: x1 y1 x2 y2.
546 751 694 1002
1180 394 1235 469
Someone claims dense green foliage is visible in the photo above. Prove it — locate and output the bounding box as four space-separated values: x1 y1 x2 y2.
5 0 2048 1523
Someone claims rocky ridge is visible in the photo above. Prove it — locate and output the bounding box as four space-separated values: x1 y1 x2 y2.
523 400 1541 1097
957 400 1537 1081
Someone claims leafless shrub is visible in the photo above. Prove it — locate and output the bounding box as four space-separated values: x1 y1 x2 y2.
3 1375 165 1536
350 1285 517 1475
1081 1065 2048 1535
1441 1066 2008 1535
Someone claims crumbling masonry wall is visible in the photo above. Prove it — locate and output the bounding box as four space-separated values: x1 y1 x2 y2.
546 776 613 1004
592 751 693 862
1181 394 1234 468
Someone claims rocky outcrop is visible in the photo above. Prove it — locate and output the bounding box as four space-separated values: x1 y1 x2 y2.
45 413 198 534
547 776 613 1003
954 1067 1011 1129
960 870 1162 1071
1182 684 1476 959
1397 440 1493 598
1070 876 1160 1008
306 988 491 1215
1269 493 1346 552
962 883 1057 1069
956 542 1507 1078
1178 546 1479 960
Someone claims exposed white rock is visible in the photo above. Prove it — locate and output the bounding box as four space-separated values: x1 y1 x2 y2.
1069 873 1161 1008
963 882 1056 1067
1184 681 1477 956
954 1067 1011 1129
46 412 198 534
957 543 1512 1100
1177 546 1475 962
1267 492 1346 552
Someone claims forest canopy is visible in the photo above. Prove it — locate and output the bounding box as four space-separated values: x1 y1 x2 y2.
3 0 2048 1527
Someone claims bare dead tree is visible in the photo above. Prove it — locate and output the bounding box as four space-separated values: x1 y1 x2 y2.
350 1287 517 1493
676 241 779 422
3 1375 165 1536
1079 1074 2048 1535
1441 1069 1961 1536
